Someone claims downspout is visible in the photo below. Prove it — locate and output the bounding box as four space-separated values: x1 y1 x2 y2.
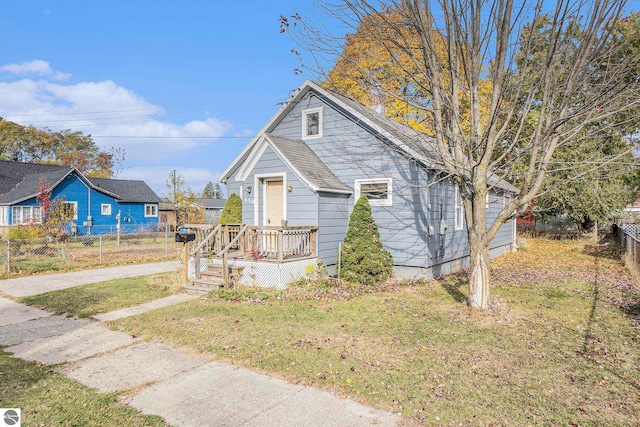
77 173 93 235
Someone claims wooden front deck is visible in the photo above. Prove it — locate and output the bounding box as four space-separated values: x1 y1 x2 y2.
187 224 318 288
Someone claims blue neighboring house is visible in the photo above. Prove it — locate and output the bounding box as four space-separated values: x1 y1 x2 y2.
221 80 518 279
0 160 161 235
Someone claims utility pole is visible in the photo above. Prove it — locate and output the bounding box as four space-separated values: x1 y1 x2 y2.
172 169 178 229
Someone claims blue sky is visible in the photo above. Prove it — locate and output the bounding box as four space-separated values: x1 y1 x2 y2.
0 1 323 198
2 1 639 199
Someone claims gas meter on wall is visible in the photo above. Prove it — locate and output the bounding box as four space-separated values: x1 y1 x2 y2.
439 219 449 235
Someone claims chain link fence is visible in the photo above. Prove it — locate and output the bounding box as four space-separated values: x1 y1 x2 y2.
1 230 182 278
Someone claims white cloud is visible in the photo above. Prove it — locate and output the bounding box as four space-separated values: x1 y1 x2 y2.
0 60 70 80
0 61 238 196
0 70 234 163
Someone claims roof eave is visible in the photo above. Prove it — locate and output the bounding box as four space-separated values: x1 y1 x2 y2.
220 81 317 183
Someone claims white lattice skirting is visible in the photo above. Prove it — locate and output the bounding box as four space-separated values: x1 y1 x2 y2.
188 257 318 290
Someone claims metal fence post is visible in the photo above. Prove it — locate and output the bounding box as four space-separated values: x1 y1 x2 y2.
165 224 169 258
6 239 10 275
99 236 103 264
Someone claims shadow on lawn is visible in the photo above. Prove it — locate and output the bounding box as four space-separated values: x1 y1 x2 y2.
438 272 467 303
580 249 640 392
582 236 626 262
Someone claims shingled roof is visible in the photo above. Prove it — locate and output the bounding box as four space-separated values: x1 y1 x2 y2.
89 177 161 203
0 160 160 204
266 134 353 193
221 80 518 194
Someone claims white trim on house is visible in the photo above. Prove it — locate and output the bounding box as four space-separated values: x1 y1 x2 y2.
11 206 42 225
236 135 269 182
0 206 7 225
64 201 78 220
239 135 352 195
455 187 464 230
101 204 112 215
354 178 393 207
144 204 158 217
254 172 287 226
301 107 323 139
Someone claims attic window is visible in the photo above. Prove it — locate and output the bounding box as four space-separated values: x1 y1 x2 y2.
302 107 322 139
355 178 392 207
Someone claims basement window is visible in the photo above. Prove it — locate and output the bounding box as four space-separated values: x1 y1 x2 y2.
355 178 392 207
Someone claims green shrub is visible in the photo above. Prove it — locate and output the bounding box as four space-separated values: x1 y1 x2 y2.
340 195 393 285
219 193 242 224
7 225 45 240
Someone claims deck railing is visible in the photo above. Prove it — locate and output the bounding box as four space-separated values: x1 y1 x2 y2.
244 225 318 261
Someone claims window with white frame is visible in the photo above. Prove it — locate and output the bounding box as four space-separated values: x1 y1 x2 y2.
101 204 112 215
302 107 322 139
455 187 464 230
11 206 42 225
63 202 78 220
355 178 392 206
0 206 7 225
145 204 158 217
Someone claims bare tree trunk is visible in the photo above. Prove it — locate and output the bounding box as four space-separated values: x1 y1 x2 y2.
466 188 491 309
468 233 491 309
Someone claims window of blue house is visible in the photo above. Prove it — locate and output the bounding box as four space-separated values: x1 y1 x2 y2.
145 204 158 217
0 207 7 225
101 204 112 215
63 202 78 220
11 206 42 225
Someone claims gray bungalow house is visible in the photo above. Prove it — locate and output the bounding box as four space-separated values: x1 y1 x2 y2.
211 80 516 287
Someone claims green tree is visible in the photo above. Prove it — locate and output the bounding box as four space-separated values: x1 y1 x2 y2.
532 136 638 230
340 195 393 286
219 194 242 224
202 181 223 199
0 118 121 177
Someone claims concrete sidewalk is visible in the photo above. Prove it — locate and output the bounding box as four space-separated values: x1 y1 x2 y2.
0 266 402 426
0 261 180 297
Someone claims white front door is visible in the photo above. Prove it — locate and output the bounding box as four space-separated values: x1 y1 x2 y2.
265 179 283 226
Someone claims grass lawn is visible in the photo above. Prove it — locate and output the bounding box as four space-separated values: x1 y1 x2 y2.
19 271 182 318
0 349 168 426
110 238 640 425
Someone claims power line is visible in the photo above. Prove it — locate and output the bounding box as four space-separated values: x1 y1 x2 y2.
92 135 251 139
6 103 212 117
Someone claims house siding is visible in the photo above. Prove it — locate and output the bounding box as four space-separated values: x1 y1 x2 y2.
269 91 514 270
229 146 319 227
317 192 350 265
270 94 461 269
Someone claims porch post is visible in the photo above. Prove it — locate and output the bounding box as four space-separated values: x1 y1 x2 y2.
277 229 284 262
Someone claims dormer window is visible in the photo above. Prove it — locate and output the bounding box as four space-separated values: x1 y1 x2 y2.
302 107 322 139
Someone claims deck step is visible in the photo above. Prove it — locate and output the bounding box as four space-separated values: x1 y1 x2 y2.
185 278 225 292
